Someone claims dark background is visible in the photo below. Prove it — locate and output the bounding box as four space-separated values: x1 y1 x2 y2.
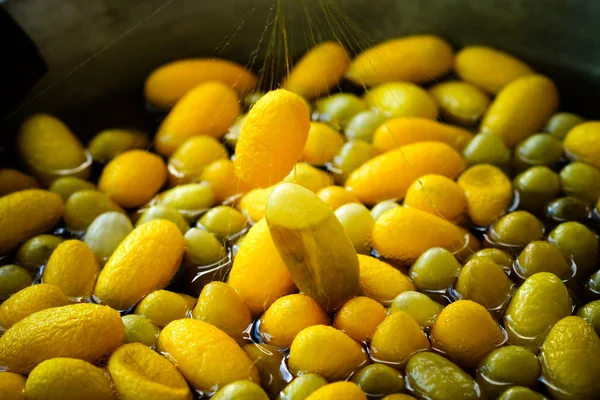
1 0 599 157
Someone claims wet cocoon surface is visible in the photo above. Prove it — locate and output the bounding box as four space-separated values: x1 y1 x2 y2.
372 117 473 153
157 319 259 392
266 183 360 312
227 219 296 317
17 114 90 184
480 75 558 147
372 207 478 264
345 141 465 205
458 164 513 226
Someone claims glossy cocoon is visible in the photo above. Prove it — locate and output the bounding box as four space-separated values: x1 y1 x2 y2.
228 219 296 317
288 325 367 381
157 318 259 391
265 183 360 312
155 81 240 155
481 75 558 147
346 141 465 205
25 358 116 400
43 240 100 298
370 311 431 367
372 207 478 264
431 300 504 367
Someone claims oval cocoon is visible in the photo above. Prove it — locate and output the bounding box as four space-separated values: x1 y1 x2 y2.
93 220 184 310
235 89 310 188
155 81 240 156
372 207 478 264
372 117 473 153
347 35 453 86
481 75 558 147
0 303 124 374
346 141 465 205
145 58 257 109
0 189 63 255
283 41 349 99
157 318 259 392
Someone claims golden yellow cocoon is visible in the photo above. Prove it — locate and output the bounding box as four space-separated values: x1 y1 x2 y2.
235 89 310 188
455 46 534 94
363 82 439 119
260 293 330 347
289 325 367 381
346 141 465 205
347 34 453 86
372 117 473 153
316 185 359 210
108 343 192 400
157 318 259 392
333 296 386 342
404 174 467 222
283 41 350 99
458 164 513 226
228 219 296 317
481 75 558 147
192 282 252 343
0 284 69 329
370 311 431 367
563 121 600 169
302 122 345 166
0 304 124 374
145 58 257 109
0 372 26 400
93 220 184 310
201 159 253 204
372 207 478 264
357 254 415 304
155 81 240 156
305 382 367 400
431 300 504 368
429 81 491 125
26 358 116 400
43 240 100 298
98 150 167 208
